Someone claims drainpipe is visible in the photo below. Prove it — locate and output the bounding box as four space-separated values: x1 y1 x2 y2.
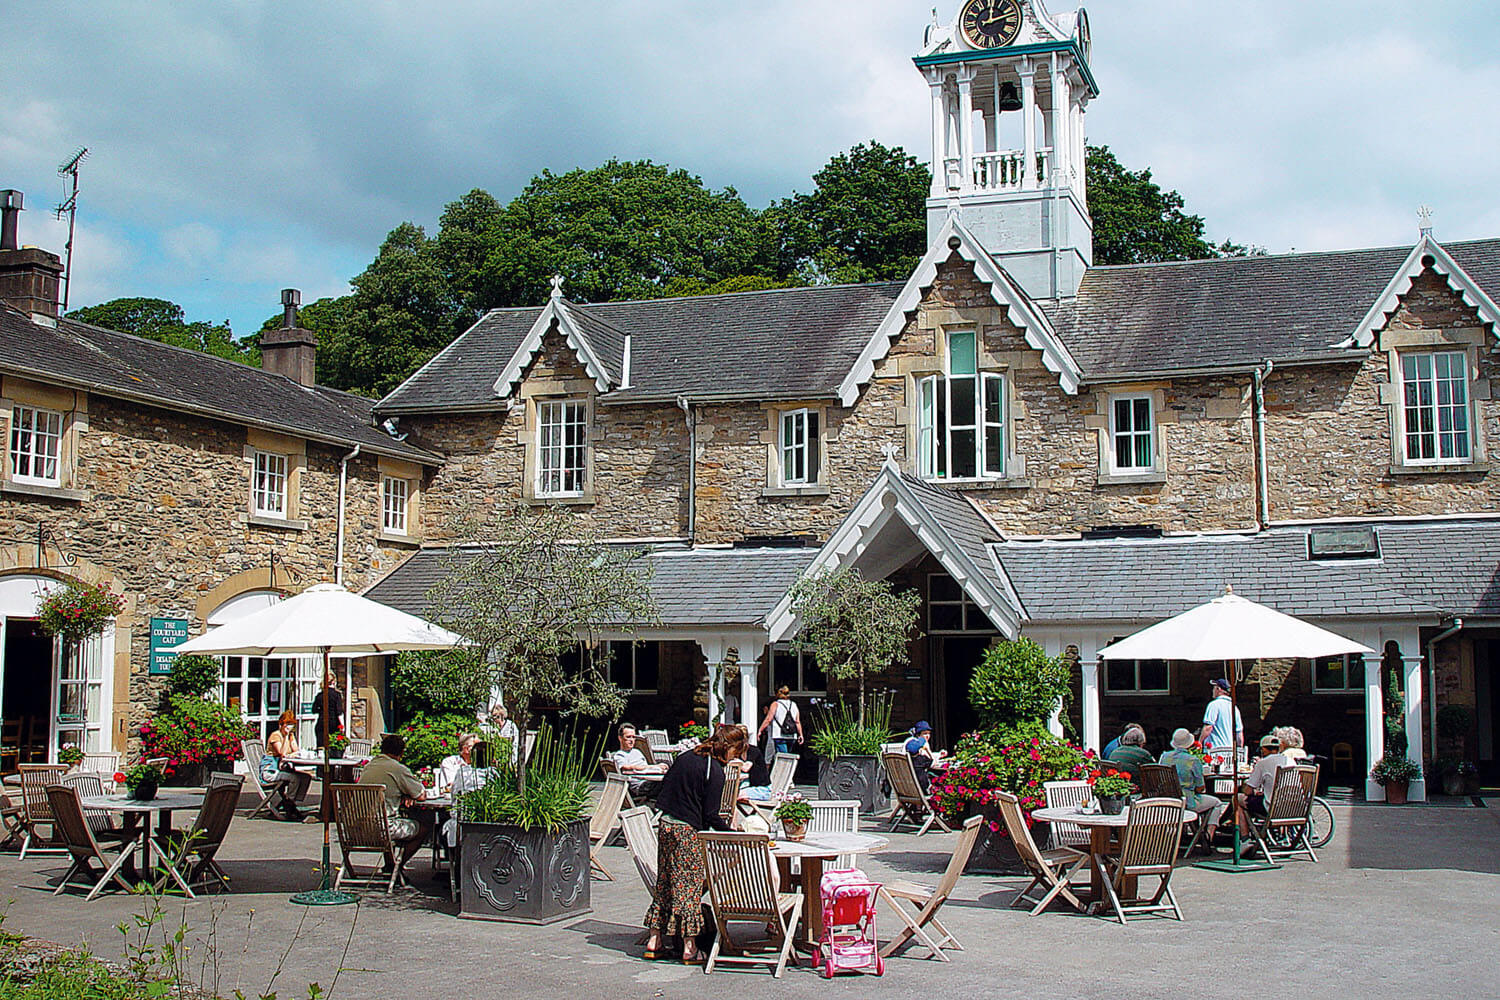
676 396 696 545
1252 360 1273 529
1426 617 1463 757
335 444 361 586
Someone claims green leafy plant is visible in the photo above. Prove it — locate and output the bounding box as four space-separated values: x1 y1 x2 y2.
397 712 479 770
1090 766 1134 798
1436 704 1472 744
425 503 659 794
787 567 919 726
390 648 491 718
457 724 600 832
36 580 125 642
1371 753 1422 785
122 761 164 797
58 745 84 767
969 639 1070 729
138 696 251 779
772 791 812 825
808 695 896 758
679 720 710 742
930 730 1091 819
167 653 221 698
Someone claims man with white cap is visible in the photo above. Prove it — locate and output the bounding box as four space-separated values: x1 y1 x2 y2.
1159 727 1225 853
1237 733 1291 836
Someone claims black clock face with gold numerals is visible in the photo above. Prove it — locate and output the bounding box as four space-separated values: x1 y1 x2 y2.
960 0 1023 49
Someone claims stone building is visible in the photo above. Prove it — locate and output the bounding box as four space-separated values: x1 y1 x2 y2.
366 4 1500 801
0 195 442 756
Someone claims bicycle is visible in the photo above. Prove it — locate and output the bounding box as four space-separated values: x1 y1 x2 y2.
1265 794 1334 850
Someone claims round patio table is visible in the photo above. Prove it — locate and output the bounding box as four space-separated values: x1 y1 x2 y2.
77 790 205 883
770 831 888 948
1031 804 1194 900
284 753 367 822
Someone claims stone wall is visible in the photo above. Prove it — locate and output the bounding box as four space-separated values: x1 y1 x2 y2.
0 391 418 753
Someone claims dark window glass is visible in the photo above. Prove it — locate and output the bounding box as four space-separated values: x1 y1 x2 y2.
1106 660 1135 692
1138 659 1168 691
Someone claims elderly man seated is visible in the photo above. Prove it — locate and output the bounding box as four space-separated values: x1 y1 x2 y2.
1105 724 1154 782
1236 733 1292 836
610 723 665 801
358 734 433 869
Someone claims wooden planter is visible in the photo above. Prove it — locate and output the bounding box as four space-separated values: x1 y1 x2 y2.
458 817 591 924
1383 779 1409 805
817 755 888 814
962 804 1026 875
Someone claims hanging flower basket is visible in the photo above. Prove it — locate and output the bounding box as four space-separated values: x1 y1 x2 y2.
36 580 125 642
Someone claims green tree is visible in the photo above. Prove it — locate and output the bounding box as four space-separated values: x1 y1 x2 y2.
1086 144 1258 264
774 141 931 283
422 504 659 793
67 297 258 365
968 638 1070 742
787 566 921 726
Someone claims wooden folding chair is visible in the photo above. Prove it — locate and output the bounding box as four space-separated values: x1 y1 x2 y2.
1041 779 1093 857
879 814 983 960
331 784 406 892
719 766 744 829
61 772 130 844
47 785 137 901
0 718 20 773
1098 797 1186 924
1139 764 1209 855
808 799 859 869
160 783 240 896
994 790 1090 915
239 739 279 819
589 773 631 880
738 752 800 824
346 738 373 759
0 789 24 849
638 729 669 749
1251 764 1320 863
700 831 803 978
17 763 69 857
636 740 657 767
883 751 952 835
619 805 658 899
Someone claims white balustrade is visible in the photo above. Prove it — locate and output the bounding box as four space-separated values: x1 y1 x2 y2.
950 148 1053 193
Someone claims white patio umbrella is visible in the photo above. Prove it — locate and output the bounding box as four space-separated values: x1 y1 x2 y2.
1098 586 1373 870
175 582 465 904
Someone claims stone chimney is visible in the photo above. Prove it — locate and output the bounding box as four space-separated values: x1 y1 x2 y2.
260 288 318 386
0 190 64 322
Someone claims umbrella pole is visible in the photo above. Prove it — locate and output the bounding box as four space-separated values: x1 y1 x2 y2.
291 646 356 906
1196 658 1278 874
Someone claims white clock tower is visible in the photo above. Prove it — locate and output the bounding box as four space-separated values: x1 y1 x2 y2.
916 1 1097 300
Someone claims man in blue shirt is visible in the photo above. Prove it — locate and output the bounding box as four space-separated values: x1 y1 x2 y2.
905 721 942 794
1199 678 1244 755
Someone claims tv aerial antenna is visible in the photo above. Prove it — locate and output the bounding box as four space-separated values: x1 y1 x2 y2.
54 146 88 312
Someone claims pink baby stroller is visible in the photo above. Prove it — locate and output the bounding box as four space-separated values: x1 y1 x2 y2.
812 868 884 978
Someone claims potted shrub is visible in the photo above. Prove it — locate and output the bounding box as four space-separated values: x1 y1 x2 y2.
120 761 164 801
773 791 812 841
679 720 710 744
1371 753 1422 804
1089 767 1133 814
454 725 598 923
786 567 919 812
809 696 896 813
58 745 84 771
138 654 250 786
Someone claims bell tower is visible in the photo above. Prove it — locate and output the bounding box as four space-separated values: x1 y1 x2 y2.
915 1 1097 300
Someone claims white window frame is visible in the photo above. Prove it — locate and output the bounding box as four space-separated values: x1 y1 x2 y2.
1311 653 1365 693
251 451 288 517
9 405 63 486
1109 394 1156 473
536 398 588 497
770 644 827 697
779 408 821 485
606 640 659 695
381 475 409 535
1102 655 1170 695
916 330 1006 481
1398 350 1472 466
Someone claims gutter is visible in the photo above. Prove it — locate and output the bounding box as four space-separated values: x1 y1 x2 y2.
335 444 361 585
676 395 696 545
1252 360 1274 529
1426 617 1463 757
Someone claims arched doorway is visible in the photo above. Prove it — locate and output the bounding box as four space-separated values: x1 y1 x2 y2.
0 574 115 760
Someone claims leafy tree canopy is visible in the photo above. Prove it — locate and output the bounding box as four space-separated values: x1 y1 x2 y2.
67 296 258 365
1086 145 1257 264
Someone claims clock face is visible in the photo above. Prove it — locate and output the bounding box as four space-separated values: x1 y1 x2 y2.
960 0 1023 49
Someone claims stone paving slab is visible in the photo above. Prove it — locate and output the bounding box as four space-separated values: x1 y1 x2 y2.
0 796 1495 999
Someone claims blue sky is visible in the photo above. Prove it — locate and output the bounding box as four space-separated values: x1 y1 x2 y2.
3 1 1498 339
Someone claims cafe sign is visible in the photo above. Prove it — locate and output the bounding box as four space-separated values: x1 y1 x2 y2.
149 616 191 675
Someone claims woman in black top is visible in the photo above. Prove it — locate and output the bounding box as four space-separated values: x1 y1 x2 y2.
643 724 748 964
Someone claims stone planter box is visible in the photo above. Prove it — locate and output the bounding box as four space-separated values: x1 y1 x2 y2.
962 805 1026 875
164 760 230 788
817 755 888 814
458 817 591 924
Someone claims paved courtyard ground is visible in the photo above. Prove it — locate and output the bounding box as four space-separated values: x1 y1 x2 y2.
0 791 1495 999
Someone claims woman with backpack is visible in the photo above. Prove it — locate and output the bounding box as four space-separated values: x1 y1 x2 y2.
756 685 804 758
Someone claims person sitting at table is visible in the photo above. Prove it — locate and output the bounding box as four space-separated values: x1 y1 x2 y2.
434 733 479 795
1159 727 1225 854
737 737 773 801
1236 733 1291 836
1101 723 1135 760
263 710 312 821
486 703 521 763
1275 726 1310 763
642 724 747 964
358 734 432 870
611 723 664 802
1105 725 1154 782
904 721 945 794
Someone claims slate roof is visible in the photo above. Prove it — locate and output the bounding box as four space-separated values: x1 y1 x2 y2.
0 308 439 464
377 282 904 412
1047 238 1500 379
991 519 1500 623
364 543 817 628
